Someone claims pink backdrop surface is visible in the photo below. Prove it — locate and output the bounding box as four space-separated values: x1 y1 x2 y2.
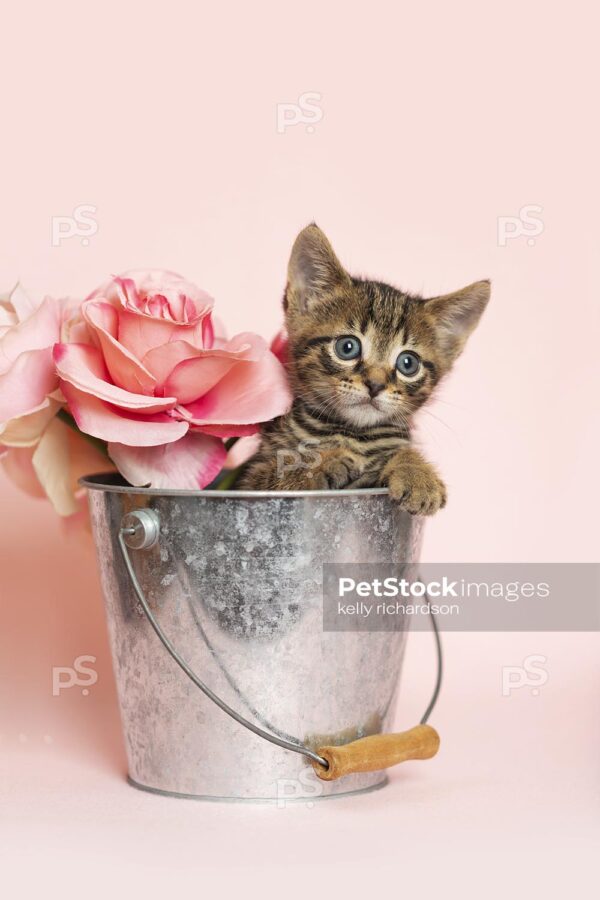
0 0 598 896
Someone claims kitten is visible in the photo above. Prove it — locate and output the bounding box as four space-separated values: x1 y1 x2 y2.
239 224 490 514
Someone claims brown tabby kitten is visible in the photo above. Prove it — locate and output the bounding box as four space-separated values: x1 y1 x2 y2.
239 225 490 514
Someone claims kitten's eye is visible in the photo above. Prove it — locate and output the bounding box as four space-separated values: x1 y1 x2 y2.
396 351 421 377
334 336 362 360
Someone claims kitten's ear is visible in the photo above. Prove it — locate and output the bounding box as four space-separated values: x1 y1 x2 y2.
286 224 350 314
425 280 491 360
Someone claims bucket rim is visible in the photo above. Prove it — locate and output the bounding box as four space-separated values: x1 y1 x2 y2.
79 471 390 499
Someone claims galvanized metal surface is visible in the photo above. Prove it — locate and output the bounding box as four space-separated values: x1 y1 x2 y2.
84 474 423 802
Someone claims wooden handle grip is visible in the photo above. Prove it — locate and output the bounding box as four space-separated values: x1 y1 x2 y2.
311 724 440 781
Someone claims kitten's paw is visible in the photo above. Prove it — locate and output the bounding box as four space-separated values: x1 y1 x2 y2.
387 464 447 515
307 452 363 490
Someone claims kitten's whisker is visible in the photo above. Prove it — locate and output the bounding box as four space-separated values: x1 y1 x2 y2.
430 398 469 412
306 393 341 424
419 408 457 435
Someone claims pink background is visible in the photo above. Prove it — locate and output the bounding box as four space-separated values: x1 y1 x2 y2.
1 0 598 896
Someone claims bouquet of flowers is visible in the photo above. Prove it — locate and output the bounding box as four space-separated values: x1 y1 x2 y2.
0 269 291 519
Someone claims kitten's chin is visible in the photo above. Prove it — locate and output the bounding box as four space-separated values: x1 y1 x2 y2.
341 401 390 428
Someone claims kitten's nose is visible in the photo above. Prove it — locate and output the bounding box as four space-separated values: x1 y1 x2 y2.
365 377 386 398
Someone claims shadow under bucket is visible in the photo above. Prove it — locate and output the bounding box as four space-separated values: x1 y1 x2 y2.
83 474 425 802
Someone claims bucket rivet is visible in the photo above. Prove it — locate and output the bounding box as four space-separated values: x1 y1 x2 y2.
120 509 160 550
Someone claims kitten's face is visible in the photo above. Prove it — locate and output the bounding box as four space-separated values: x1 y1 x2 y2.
284 225 490 429
287 280 444 429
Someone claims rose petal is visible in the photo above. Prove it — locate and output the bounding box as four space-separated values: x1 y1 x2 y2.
113 275 140 308
0 396 62 447
122 271 213 319
116 309 208 360
0 283 36 329
1 446 46 499
31 417 111 516
213 332 268 360
54 343 176 412
0 307 17 333
141 340 203 384
224 433 261 468
61 382 189 446
0 296 61 373
0 347 57 423
108 433 226 489
84 299 117 338
202 313 215 348
210 315 228 341
60 301 92 345
270 328 289 366
115 271 213 314
83 301 157 394
143 333 265 397
31 417 79 514
182 350 292 427
162 356 238 404
59 493 93 539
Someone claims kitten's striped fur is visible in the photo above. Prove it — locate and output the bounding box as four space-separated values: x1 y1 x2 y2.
240 225 490 514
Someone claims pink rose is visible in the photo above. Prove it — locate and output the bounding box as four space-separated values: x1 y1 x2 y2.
0 284 111 515
53 270 292 489
0 284 62 428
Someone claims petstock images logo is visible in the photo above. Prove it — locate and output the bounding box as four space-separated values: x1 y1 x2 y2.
322 563 600 632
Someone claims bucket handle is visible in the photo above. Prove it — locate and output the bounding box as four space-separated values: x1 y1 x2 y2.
118 509 441 780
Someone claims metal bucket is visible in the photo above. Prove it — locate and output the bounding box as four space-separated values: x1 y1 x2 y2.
84 474 424 802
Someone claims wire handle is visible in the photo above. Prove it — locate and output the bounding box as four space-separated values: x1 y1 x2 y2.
118 511 328 768
118 508 442 780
